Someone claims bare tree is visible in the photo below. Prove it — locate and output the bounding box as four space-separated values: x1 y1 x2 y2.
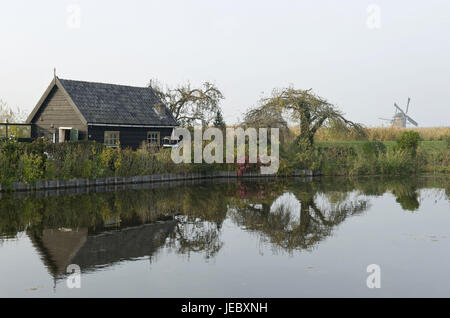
0 99 26 123
242 102 290 142
148 80 224 127
259 87 365 147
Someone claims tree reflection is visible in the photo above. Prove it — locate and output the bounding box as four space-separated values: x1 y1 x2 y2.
166 216 223 259
390 182 420 211
0 175 447 277
229 181 369 252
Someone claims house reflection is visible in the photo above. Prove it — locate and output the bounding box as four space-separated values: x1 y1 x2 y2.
0 176 446 279
28 221 178 278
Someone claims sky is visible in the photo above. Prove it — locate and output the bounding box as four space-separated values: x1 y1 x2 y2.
0 0 449 127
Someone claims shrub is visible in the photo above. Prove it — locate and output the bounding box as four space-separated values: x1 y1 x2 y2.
19 153 44 184
319 145 356 175
292 139 322 171
361 141 386 158
379 150 416 175
396 131 420 155
235 155 263 176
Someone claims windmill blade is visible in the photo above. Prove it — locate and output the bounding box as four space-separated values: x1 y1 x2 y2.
379 118 393 121
394 103 406 115
406 115 418 127
406 97 411 114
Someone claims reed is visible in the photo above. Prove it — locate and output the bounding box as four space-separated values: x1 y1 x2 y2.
303 126 450 142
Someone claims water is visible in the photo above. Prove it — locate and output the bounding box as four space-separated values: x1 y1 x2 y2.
0 175 448 297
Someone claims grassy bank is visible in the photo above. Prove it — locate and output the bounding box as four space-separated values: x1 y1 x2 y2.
0 139 238 189
279 138 449 176
277 127 449 176
0 129 449 188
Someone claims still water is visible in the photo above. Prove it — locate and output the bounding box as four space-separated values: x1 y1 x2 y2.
0 175 448 297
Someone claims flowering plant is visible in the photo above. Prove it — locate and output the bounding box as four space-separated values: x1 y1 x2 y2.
236 155 263 176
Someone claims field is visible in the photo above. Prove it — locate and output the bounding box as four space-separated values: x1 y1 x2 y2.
289 126 450 142
316 140 447 152
280 126 449 175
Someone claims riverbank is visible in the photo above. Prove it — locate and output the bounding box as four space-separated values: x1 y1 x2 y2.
0 169 320 193
0 135 448 191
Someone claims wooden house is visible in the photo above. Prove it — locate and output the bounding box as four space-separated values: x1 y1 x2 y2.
26 76 178 149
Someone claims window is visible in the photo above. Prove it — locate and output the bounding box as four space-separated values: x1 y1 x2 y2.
147 131 160 146
154 103 165 116
104 131 120 147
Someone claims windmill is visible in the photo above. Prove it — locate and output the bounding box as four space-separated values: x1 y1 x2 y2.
379 97 418 128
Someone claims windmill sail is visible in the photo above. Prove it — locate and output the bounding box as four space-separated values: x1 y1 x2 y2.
394 103 405 114
381 98 418 128
406 115 418 126
394 102 418 126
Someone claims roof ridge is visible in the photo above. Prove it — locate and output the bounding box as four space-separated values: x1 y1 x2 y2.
58 77 150 89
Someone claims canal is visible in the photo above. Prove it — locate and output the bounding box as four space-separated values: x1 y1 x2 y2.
0 175 448 297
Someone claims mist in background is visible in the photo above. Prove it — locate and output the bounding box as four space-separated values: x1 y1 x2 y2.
0 0 449 127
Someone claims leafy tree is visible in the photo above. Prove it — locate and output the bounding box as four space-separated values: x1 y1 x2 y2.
256 87 364 148
148 80 224 127
213 109 226 129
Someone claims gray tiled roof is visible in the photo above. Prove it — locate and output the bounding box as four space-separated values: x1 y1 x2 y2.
58 78 178 126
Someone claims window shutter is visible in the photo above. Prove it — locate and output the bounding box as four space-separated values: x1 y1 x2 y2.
70 128 79 141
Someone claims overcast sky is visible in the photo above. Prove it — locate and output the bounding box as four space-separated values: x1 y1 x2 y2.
1 0 449 127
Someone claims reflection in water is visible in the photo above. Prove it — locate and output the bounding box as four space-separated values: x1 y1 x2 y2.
391 183 420 211
0 175 448 280
28 222 177 277
229 184 369 252
167 216 223 259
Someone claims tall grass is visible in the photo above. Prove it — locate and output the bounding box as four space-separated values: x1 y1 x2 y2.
1 126 449 189
279 137 449 176
288 126 450 142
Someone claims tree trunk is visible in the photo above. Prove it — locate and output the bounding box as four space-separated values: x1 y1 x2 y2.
297 111 314 148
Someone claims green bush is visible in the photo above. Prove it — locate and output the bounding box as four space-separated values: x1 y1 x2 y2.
361 141 386 158
319 145 356 175
19 153 44 184
396 131 420 155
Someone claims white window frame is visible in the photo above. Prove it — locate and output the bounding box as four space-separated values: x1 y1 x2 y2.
147 131 160 146
58 127 72 143
104 131 120 147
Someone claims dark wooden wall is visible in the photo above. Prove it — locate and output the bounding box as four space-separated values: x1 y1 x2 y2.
88 125 174 149
30 86 87 140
